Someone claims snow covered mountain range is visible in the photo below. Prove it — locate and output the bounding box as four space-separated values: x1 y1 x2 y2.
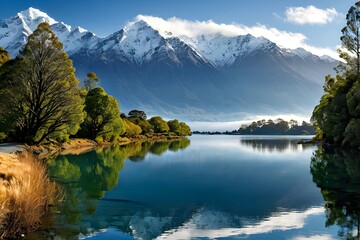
0 8 338 121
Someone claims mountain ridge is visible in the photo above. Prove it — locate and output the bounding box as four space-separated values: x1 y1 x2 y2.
0 7 336 65
0 8 338 121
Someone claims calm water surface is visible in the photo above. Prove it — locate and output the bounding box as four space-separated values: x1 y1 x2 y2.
31 135 360 239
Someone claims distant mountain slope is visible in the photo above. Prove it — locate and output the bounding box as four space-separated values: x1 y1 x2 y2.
0 8 338 121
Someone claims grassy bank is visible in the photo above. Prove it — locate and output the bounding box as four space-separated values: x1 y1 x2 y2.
0 152 60 238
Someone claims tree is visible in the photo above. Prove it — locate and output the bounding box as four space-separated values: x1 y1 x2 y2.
0 47 10 67
167 119 191 136
128 110 147 120
312 2 360 147
127 117 152 133
167 119 181 135
179 122 192 136
340 1 360 73
123 118 142 137
289 119 298 128
148 116 169 133
78 87 125 142
0 22 84 143
84 72 99 91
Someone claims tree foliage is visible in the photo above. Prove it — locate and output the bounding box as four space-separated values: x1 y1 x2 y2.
179 122 192 136
235 119 314 135
0 22 84 143
312 2 360 147
167 119 181 135
148 116 169 133
84 72 99 91
167 119 191 136
123 118 142 137
128 110 147 120
0 47 10 67
78 87 125 142
127 117 152 134
340 1 360 73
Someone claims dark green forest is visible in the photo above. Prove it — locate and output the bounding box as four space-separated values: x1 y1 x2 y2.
0 22 191 144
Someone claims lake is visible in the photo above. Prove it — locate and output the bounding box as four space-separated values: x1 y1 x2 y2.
30 135 360 239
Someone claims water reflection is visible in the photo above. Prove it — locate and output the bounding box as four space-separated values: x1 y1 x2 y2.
42 139 191 239
157 207 325 239
31 136 334 239
239 136 314 153
311 147 360 239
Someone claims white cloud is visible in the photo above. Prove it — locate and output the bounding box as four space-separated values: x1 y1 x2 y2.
135 15 339 59
285 5 339 25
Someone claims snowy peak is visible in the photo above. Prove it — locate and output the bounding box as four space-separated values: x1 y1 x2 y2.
0 7 98 56
121 20 170 64
17 7 57 26
289 48 313 58
51 22 71 33
320 55 336 62
0 8 337 66
99 20 176 65
51 22 98 54
281 47 337 63
176 33 278 67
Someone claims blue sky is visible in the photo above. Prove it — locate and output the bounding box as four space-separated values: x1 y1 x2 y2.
0 0 355 57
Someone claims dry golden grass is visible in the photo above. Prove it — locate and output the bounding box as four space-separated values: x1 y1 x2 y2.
0 152 61 238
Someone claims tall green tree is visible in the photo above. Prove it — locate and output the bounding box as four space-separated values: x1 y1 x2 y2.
340 1 360 73
312 2 360 147
78 87 125 142
0 22 84 143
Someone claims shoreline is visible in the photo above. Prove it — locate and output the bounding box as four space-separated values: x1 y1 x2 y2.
0 133 186 157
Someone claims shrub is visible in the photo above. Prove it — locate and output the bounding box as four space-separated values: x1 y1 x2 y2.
0 153 61 238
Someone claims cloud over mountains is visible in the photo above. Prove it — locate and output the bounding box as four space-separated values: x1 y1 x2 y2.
136 14 339 59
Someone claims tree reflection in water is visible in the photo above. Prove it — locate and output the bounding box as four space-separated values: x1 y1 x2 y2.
240 137 313 153
37 139 191 239
311 147 360 239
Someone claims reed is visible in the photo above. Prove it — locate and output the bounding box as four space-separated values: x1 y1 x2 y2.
0 152 61 238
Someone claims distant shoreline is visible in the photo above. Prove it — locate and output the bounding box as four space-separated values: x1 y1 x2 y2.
192 132 315 136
